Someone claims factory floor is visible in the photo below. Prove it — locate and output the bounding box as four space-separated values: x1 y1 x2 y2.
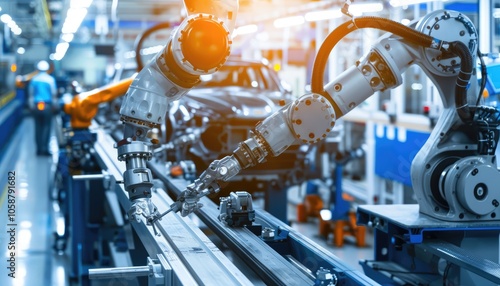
0 116 374 286
0 116 68 286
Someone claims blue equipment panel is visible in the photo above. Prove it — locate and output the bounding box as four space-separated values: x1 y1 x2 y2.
374 124 429 186
486 63 500 96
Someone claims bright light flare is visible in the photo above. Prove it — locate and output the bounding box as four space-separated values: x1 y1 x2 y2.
305 9 342 22
61 33 74 42
350 2 384 16
62 8 88 34
0 14 12 23
390 0 447 7
233 24 258 38
320 209 332 221
273 16 305 28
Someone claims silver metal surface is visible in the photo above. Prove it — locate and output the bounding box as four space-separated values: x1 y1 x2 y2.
72 174 106 181
89 266 150 279
358 204 500 228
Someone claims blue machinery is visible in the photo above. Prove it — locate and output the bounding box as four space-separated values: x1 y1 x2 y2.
357 205 500 285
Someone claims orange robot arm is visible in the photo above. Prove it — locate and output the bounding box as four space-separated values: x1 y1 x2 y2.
64 77 134 129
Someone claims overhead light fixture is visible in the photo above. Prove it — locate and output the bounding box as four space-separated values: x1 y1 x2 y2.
0 14 12 24
305 9 342 22
17 47 25 55
494 8 500 18
350 2 384 16
390 0 447 7
233 24 258 38
53 42 70 61
61 33 74 42
274 16 305 28
1 14 22 36
62 8 88 34
70 0 93 8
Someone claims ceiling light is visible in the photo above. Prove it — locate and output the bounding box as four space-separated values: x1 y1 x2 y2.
62 8 88 34
390 0 447 7
0 14 12 24
61 33 74 42
305 9 342 22
54 42 70 61
234 24 258 37
494 8 500 18
350 2 384 16
12 28 22 36
70 0 93 8
56 42 69 53
17 47 25 54
274 16 305 28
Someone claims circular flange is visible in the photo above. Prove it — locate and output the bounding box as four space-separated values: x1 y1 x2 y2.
289 93 336 144
456 163 500 216
416 10 477 77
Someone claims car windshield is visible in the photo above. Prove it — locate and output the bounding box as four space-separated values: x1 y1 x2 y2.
198 64 280 91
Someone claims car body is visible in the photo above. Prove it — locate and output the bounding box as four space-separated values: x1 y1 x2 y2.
101 58 319 195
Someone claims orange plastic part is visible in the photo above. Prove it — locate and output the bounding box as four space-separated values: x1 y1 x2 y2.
37 101 46 111
180 16 229 71
64 77 133 129
320 211 366 248
170 165 183 177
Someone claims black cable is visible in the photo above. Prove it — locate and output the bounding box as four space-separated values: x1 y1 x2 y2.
311 16 438 93
311 16 442 115
476 49 488 107
449 41 474 123
311 16 477 126
133 22 172 71
442 262 452 286
371 266 436 276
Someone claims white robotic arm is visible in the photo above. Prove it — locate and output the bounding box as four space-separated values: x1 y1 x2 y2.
173 10 492 222
116 0 238 223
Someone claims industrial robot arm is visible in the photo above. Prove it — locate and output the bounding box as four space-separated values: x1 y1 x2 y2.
115 0 238 223
63 77 134 129
173 10 483 219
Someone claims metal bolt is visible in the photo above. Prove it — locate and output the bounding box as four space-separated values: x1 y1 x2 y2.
262 227 275 240
219 166 228 176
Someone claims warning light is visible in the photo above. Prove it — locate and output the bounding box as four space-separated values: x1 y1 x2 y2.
483 89 489 99
11 64 17 73
273 63 281 72
37 102 46 111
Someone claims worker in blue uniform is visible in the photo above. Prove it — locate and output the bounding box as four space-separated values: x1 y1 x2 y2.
29 60 58 156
